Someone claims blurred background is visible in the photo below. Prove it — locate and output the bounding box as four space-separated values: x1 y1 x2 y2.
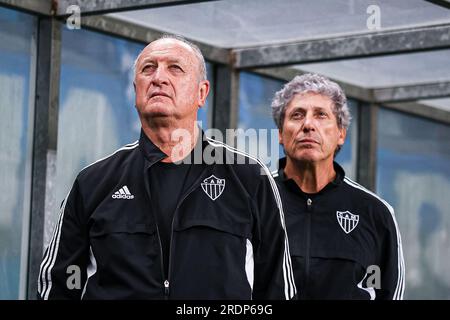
0 0 449 299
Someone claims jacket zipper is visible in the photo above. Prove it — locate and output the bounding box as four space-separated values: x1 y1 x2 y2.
164 280 169 296
305 197 313 298
143 161 169 299
165 166 209 299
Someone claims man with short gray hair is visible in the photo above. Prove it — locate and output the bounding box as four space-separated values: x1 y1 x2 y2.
272 73 405 299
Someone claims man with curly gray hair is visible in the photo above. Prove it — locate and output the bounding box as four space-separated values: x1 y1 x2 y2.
271 73 405 300
272 73 351 156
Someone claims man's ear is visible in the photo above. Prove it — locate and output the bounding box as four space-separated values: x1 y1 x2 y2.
278 129 283 146
133 82 136 92
198 80 210 108
338 127 347 146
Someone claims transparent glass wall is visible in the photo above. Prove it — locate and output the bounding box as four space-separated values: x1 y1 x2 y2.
48 28 145 245
0 7 36 299
376 108 450 299
238 72 284 172
238 71 357 177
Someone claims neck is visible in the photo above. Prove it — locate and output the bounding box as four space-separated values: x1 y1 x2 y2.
284 157 336 194
141 117 199 163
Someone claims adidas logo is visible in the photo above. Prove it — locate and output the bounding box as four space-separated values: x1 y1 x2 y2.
112 185 134 200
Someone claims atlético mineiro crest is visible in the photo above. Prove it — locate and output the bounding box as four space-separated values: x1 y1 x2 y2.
336 210 359 234
201 175 225 201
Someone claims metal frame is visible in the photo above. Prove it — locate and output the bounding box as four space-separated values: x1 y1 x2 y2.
80 15 231 64
27 16 61 300
56 0 219 16
383 101 450 124
426 0 450 9
372 81 450 103
251 67 375 103
0 0 52 15
232 24 450 68
356 103 379 191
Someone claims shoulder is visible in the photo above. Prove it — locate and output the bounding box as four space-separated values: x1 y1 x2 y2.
205 137 277 190
205 137 266 174
342 176 397 225
76 140 140 186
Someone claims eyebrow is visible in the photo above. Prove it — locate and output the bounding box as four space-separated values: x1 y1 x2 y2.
290 105 329 112
287 106 333 118
139 57 184 66
288 106 305 113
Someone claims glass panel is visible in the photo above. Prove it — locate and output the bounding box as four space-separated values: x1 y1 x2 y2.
49 28 145 245
111 0 450 47
376 108 450 299
238 72 284 172
0 7 36 299
335 100 358 180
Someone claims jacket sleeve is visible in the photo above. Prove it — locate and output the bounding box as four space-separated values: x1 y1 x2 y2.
376 204 405 300
37 178 89 300
251 169 297 300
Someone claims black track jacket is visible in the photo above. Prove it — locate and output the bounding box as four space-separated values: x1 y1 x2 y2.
37 131 296 300
274 158 405 300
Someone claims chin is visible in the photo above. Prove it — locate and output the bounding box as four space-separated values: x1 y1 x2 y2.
291 150 320 163
148 112 173 118
141 104 173 117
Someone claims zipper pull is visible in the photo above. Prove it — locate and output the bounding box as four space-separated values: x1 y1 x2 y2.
307 198 312 211
164 280 170 296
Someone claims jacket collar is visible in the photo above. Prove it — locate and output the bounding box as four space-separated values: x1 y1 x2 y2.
277 157 345 196
138 129 167 166
138 128 210 167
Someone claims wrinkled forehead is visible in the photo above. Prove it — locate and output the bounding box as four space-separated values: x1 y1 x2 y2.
288 92 335 110
138 38 197 64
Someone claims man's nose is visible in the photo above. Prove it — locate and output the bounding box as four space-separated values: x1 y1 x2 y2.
302 113 315 132
151 66 169 86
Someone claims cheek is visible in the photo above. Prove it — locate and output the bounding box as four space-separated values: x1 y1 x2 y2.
323 128 341 145
281 128 295 146
135 79 149 95
284 122 299 138
180 84 200 102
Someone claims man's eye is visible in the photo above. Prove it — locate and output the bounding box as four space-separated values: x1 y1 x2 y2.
142 65 155 72
170 65 183 71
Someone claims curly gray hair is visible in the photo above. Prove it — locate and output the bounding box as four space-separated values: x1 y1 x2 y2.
271 73 351 131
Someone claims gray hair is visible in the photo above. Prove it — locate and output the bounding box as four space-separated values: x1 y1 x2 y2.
133 34 207 81
271 73 351 131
